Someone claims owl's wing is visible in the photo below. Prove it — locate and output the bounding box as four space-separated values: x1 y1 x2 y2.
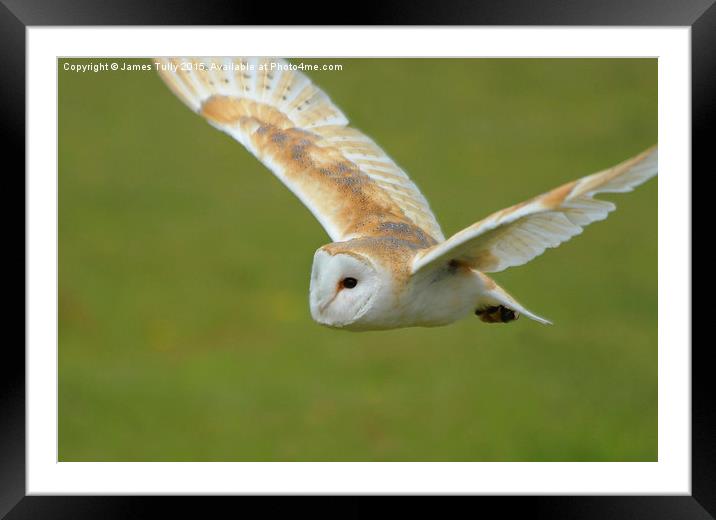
411 146 657 275
155 57 444 243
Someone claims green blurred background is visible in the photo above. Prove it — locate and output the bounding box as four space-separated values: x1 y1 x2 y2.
59 58 657 461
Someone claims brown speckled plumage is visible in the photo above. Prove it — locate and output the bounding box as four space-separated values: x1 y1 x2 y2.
155 57 444 244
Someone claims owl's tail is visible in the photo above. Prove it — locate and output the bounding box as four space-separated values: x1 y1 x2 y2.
475 273 552 325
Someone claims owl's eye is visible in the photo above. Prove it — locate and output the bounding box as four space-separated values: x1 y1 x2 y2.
342 277 358 289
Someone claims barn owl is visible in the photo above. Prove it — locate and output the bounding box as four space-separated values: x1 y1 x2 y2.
155 57 657 331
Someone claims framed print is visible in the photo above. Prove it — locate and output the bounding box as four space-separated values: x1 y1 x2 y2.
6 0 711 517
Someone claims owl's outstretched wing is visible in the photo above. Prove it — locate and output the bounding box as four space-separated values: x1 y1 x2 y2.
411 146 657 275
155 57 444 243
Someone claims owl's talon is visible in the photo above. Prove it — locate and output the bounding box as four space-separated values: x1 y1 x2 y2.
500 306 517 322
475 305 519 323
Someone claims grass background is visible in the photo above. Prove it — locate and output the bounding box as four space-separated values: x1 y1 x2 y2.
59 58 657 461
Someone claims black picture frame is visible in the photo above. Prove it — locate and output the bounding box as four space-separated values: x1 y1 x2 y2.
6 0 709 516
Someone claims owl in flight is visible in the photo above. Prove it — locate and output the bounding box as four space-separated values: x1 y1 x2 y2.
156 57 657 331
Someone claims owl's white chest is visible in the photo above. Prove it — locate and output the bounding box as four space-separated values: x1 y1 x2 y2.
355 265 488 330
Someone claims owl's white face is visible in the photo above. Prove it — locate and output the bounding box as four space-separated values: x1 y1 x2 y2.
309 249 385 330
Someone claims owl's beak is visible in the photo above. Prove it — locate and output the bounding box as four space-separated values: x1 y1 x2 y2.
318 291 339 313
